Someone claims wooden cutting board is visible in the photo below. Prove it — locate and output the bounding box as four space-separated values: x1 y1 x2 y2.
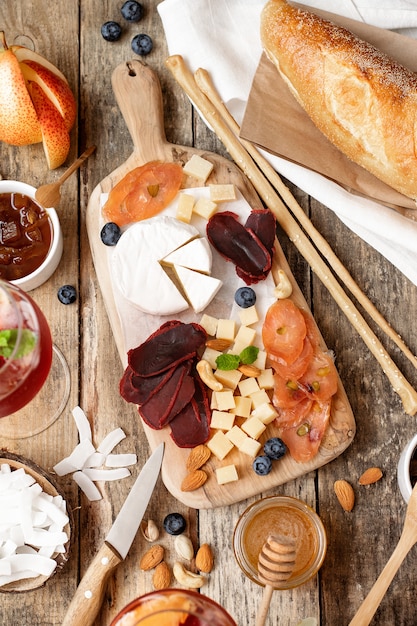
86 60 355 509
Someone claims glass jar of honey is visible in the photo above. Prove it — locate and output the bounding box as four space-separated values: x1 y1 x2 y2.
233 495 327 590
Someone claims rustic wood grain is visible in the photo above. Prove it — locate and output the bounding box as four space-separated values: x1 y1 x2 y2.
0 1 416 625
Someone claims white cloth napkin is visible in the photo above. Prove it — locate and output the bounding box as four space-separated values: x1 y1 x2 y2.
158 0 417 286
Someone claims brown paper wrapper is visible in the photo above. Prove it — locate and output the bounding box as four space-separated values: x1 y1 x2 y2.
240 5 417 217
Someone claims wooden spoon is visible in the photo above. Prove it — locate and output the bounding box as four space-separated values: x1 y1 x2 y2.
349 481 417 625
255 534 297 626
35 145 96 208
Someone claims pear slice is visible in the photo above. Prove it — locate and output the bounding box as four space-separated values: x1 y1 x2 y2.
29 82 70 169
12 45 68 83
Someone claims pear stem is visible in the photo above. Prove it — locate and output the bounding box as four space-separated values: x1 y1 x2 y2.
0 31 8 52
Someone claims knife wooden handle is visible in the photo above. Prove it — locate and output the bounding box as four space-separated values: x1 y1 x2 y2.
62 543 122 626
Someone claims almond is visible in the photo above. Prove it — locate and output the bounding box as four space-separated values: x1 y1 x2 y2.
186 444 211 472
334 479 355 512
358 467 383 485
181 469 208 492
195 543 214 573
206 338 233 351
238 364 262 377
152 561 171 590
140 544 165 570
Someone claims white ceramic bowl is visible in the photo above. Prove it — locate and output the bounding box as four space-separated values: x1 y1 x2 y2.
397 432 417 503
0 180 63 291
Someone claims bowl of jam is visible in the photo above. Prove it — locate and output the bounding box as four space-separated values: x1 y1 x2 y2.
397 433 417 503
0 180 63 291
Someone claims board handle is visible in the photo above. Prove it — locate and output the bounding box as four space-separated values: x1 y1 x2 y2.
111 60 166 159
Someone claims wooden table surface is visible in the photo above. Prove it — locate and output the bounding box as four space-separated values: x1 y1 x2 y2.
1 2 417 625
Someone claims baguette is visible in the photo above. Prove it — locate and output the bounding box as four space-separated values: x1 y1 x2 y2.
260 0 417 202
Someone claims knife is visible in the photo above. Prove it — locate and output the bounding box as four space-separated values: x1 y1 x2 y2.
62 442 164 626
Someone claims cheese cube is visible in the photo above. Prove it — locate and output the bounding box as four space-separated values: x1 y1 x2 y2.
214 368 242 390
257 368 275 390
241 416 266 440
240 437 262 458
250 389 271 409
213 389 236 411
201 347 222 369
216 319 236 342
193 197 218 220
211 410 235 431
238 377 260 397
232 325 257 349
209 184 236 202
199 314 218 337
210 394 218 410
176 193 195 223
230 396 252 418
183 154 214 182
251 402 278 425
207 431 234 460
253 350 267 370
216 464 239 485
226 425 249 448
238 305 259 327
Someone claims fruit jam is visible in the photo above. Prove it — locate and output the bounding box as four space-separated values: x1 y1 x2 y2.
0 281 52 417
0 192 52 281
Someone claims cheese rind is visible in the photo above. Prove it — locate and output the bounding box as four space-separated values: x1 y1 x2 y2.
174 265 222 313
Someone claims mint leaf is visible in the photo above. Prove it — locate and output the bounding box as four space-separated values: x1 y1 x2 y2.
215 353 241 371
239 345 259 365
0 329 37 359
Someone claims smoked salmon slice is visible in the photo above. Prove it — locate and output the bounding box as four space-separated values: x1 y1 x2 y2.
262 299 307 365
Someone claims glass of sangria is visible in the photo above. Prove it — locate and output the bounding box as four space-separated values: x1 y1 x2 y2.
110 589 237 626
0 278 70 438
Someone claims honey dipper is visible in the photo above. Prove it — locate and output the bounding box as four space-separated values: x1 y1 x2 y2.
255 534 297 626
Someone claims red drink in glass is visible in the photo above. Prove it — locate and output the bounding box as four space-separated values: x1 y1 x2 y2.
0 279 53 418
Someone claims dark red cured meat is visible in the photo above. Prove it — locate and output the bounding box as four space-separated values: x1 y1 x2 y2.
169 378 211 448
139 362 195 429
120 365 176 405
206 211 272 284
245 209 276 256
128 321 207 377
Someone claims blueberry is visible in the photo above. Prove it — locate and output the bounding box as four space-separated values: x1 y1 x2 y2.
163 512 186 535
100 222 121 246
234 286 256 308
263 437 287 461
252 455 273 476
131 33 153 56
101 21 122 42
57 285 77 305
121 0 143 22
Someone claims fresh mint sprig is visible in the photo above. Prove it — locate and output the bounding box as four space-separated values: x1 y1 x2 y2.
0 329 37 359
215 345 259 371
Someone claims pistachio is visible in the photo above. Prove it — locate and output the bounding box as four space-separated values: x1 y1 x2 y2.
174 534 195 561
140 519 159 542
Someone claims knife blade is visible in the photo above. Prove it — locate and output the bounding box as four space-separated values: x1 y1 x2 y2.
62 442 164 626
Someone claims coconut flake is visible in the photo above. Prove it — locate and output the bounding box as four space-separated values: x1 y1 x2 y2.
72 471 102 501
72 406 92 441
97 428 126 455
105 454 137 468
82 467 130 482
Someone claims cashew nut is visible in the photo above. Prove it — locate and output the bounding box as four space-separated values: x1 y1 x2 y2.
274 269 293 299
196 359 223 391
173 561 206 588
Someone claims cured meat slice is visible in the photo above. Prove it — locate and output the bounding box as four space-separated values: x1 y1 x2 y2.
299 350 338 404
245 208 276 254
269 336 314 380
128 321 207 377
169 378 211 448
206 211 272 284
120 365 175 405
263 299 307 365
277 401 332 463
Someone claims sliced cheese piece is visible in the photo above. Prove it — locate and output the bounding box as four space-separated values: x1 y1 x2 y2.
176 193 195 223
216 464 238 485
174 265 222 313
240 437 262 457
193 196 218 219
163 237 212 274
207 431 234 460
199 314 218 336
111 216 197 316
209 183 236 202
183 154 214 182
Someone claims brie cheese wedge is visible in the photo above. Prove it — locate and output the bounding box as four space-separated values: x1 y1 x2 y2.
174 264 222 313
162 237 212 274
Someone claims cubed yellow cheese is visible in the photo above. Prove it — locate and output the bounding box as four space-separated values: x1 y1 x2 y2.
210 394 218 410
213 389 236 411
253 350 267 370
230 396 252 418
240 437 262 458
250 389 271 409
183 154 214 182
251 402 278 425
201 347 222 369
238 377 260 397
199 314 218 337
193 196 218 220
238 305 259 327
257 368 275 390
232 325 257 349
241 416 266 439
209 184 236 202
207 430 234 460
225 425 249 448
214 368 242 390
215 464 239 485
211 410 235 431
176 193 195 223
216 319 236 342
